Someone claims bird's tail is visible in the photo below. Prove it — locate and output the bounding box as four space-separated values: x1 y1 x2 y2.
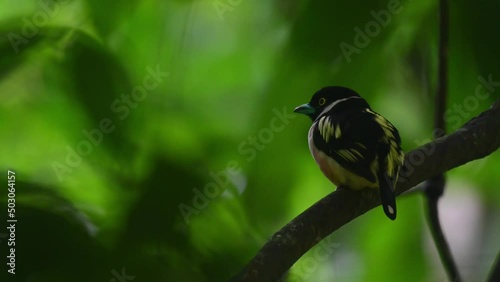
379 173 397 220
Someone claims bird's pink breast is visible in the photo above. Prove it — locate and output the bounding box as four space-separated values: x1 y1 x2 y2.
308 125 341 186
308 124 377 190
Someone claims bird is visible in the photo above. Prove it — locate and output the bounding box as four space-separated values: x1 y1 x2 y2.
294 86 404 220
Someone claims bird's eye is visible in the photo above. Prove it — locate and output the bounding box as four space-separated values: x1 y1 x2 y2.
318 98 326 106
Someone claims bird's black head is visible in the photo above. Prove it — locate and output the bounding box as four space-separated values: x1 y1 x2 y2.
294 86 367 121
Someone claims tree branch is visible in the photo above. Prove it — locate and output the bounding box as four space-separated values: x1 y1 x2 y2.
434 0 448 135
422 0 462 281
424 180 462 282
231 100 500 282
488 250 500 282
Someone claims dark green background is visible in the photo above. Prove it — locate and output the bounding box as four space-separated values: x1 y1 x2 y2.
0 0 499 281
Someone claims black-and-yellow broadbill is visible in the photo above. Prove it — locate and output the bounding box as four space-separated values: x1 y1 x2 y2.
294 86 404 220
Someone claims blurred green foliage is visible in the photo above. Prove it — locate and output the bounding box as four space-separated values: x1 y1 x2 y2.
0 0 499 281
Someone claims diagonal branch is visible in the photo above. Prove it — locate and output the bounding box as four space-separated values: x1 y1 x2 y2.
231 100 500 282
488 250 500 282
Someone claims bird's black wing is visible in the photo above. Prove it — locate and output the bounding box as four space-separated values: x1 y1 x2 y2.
312 110 383 184
313 109 402 219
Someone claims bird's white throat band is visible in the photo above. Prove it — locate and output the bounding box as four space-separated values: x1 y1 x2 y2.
317 96 363 119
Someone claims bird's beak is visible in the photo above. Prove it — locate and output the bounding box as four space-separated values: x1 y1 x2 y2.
294 103 315 115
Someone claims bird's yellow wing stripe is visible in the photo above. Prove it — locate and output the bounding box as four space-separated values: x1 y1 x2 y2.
365 109 404 180
318 116 342 143
336 149 364 162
